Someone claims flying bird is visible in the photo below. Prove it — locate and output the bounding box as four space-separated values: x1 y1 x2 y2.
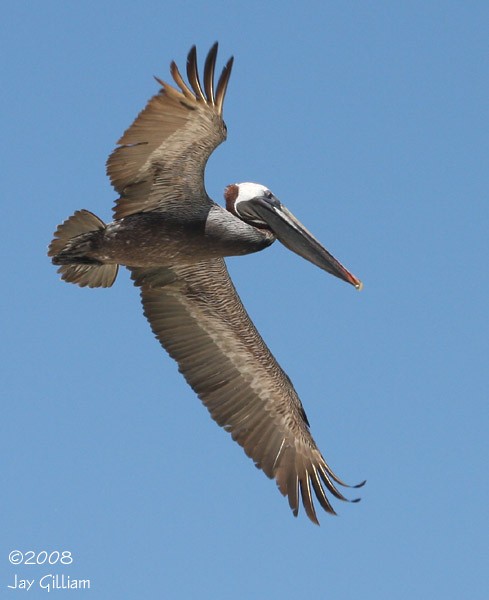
49 43 364 524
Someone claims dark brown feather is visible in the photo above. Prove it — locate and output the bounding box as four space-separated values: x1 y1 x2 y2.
186 45 206 102
215 57 234 116
170 61 194 99
204 42 218 104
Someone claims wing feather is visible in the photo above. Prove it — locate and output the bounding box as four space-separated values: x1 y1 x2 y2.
215 57 234 116
204 43 218 104
130 259 358 523
169 62 194 99
186 46 206 102
107 45 232 219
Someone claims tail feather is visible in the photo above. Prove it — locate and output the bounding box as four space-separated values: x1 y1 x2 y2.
48 209 118 288
54 261 118 288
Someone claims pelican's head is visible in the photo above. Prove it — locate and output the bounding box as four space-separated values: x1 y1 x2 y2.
224 182 362 290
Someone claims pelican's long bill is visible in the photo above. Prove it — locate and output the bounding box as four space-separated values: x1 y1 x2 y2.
235 194 363 289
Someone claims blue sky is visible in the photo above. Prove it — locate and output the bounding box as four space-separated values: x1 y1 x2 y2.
2 1 488 598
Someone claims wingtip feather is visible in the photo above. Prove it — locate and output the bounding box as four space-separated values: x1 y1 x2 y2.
186 45 206 101
215 56 234 116
204 42 219 105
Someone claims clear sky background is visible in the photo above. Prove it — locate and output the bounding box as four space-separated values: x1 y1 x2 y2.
2 2 488 598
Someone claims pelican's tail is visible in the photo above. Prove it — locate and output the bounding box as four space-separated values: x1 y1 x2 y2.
48 209 118 288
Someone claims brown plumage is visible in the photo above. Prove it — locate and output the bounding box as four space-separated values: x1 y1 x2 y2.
49 43 364 524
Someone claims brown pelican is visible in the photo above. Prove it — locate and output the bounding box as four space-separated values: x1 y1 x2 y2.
49 43 364 524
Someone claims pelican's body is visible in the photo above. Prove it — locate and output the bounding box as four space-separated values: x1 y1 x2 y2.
49 44 363 524
68 206 274 267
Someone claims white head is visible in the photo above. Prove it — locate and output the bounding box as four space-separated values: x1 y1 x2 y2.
224 182 274 222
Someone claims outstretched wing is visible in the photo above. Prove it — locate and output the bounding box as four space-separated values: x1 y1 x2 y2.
130 260 362 524
107 44 233 219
